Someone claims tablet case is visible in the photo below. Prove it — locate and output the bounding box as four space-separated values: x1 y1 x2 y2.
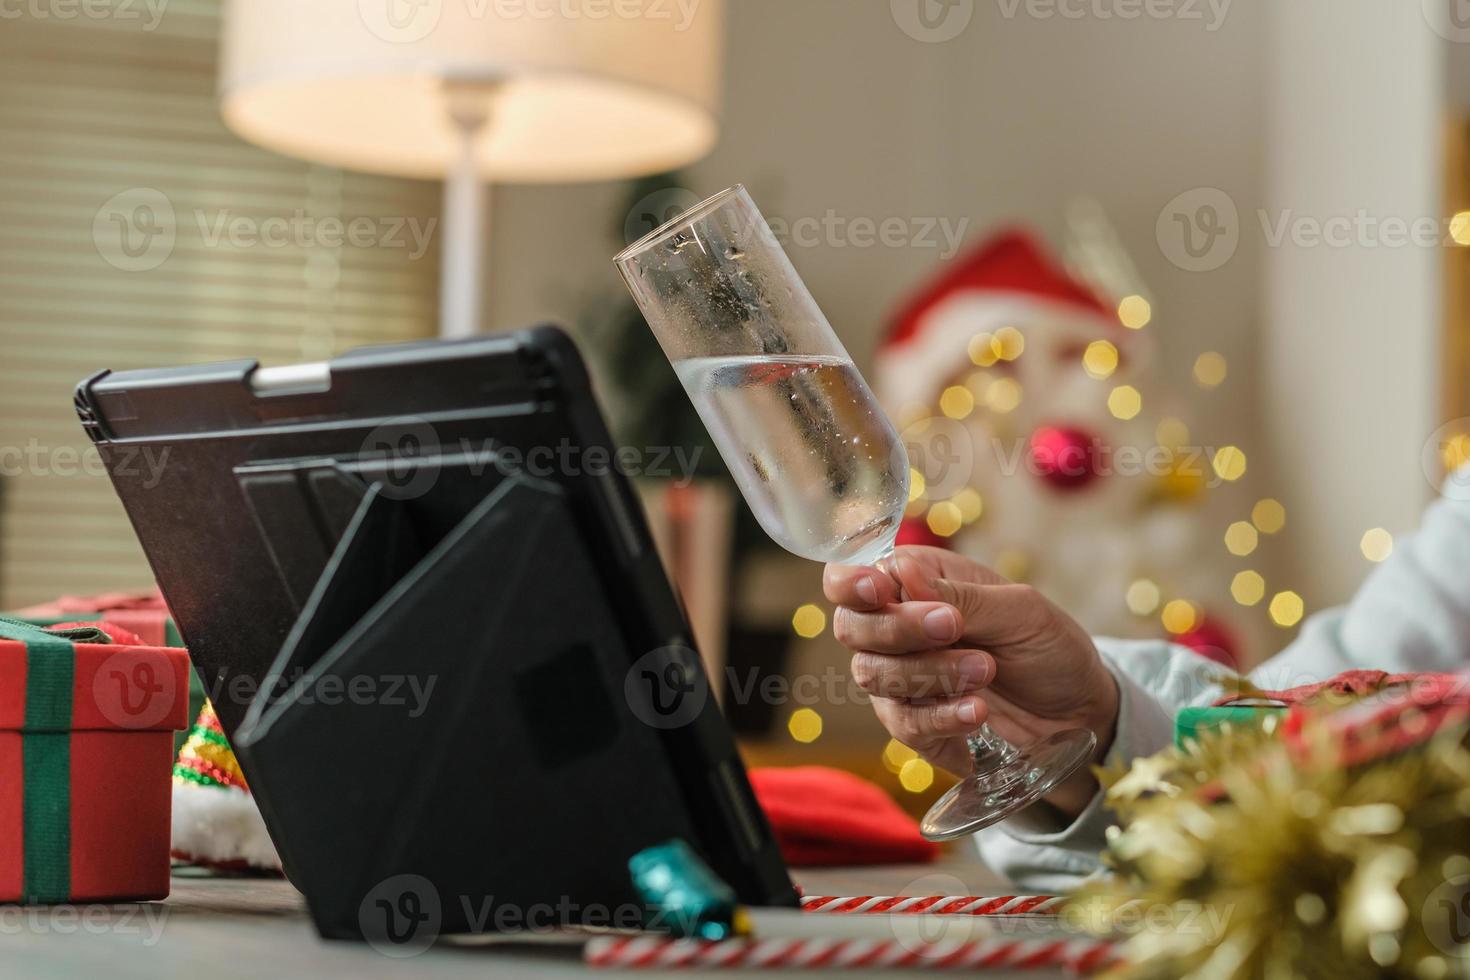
76 327 798 940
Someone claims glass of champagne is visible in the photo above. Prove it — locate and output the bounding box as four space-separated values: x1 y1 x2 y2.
614 185 1096 839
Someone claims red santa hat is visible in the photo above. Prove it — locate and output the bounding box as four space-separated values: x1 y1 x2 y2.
874 229 1122 417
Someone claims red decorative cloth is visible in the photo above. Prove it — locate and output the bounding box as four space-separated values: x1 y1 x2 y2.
1211 669 1470 773
748 766 939 867
1213 669 1465 707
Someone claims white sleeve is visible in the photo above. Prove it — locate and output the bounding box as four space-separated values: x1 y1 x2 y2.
974 476 1470 890
972 637 1229 889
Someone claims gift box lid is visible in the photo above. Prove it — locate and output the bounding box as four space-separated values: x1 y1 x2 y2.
0 618 190 734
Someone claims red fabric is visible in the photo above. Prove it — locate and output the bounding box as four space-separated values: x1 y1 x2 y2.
883 229 1114 351
749 766 939 867
1212 669 1459 707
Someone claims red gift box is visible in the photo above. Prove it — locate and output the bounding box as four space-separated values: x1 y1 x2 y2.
10 590 181 649
0 618 190 904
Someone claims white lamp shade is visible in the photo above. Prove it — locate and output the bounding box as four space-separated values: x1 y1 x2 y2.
219 0 723 182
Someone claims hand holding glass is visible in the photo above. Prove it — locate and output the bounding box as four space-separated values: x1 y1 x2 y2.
613 186 1095 838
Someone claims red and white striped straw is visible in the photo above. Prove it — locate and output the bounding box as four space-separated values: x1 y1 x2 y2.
583 935 1119 972
801 895 1065 916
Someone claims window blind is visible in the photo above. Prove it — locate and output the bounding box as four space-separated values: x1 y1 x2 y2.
0 0 441 606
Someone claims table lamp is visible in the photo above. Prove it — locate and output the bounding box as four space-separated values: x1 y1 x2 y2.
218 0 724 338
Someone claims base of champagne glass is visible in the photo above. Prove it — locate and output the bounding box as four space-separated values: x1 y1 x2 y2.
918 729 1098 842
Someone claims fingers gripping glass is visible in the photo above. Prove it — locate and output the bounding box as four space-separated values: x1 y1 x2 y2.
614 186 1095 838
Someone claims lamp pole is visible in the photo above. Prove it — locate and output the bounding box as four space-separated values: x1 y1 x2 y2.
439 81 499 339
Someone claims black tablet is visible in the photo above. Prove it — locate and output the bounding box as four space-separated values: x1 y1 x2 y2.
75 326 797 940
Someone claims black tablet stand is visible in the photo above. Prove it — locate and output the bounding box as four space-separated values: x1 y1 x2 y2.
233 455 796 943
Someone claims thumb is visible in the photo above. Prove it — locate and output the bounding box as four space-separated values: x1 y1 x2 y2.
929 578 1049 648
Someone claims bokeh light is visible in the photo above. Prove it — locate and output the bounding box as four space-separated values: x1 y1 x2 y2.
1155 417 1190 449
1108 384 1142 420
926 501 963 537
968 332 999 367
939 385 975 420
1450 211 1470 246
1360 527 1393 563
985 377 1022 413
1126 578 1161 616
951 488 984 524
791 604 826 638
1231 570 1266 606
993 326 1025 361
1082 340 1119 379
1117 294 1152 329
899 757 934 793
1161 598 1199 634
1251 498 1286 534
787 707 823 743
1192 351 1228 388
1269 590 1305 628
1212 445 1247 481
1224 520 1259 556
1441 432 1470 473
882 738 918 774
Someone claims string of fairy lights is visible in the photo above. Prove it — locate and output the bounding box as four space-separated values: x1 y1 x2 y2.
773 291 1467 791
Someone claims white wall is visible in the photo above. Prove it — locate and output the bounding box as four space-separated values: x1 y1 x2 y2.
488 0 1266 428
1263 0 1442 608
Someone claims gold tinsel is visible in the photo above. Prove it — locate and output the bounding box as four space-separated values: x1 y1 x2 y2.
1071 711 1470 979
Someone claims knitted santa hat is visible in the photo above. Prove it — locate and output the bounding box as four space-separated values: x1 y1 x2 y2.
172 701 282 873
873 229 1122 417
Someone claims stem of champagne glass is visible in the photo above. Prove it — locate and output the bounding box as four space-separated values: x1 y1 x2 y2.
967 723 1022 770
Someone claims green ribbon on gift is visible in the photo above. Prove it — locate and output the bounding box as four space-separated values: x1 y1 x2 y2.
0 616 77 904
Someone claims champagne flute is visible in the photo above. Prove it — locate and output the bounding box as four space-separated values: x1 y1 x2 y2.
614 185 1095 839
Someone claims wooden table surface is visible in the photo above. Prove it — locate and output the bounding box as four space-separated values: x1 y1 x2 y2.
8 853 1080 978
